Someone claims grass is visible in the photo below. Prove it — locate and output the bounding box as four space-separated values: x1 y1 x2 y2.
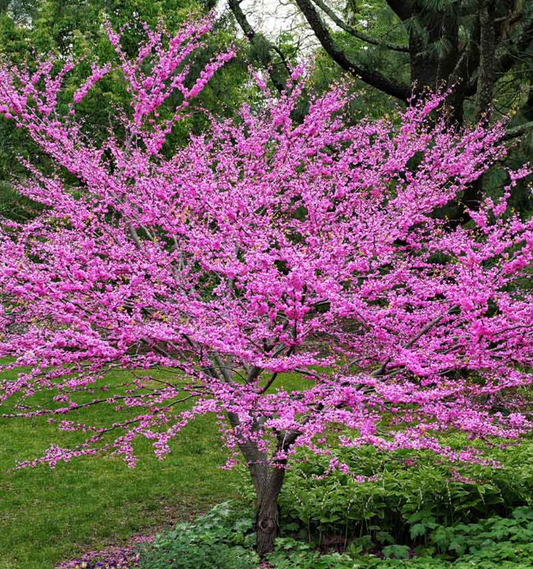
0 363 309 569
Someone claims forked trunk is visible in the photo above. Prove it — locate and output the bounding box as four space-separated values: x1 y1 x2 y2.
227 412 290 556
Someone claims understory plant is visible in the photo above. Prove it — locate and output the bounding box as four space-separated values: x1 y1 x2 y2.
137 501 258 569
276 441 533 545
133 503 533 569
1 14 533 556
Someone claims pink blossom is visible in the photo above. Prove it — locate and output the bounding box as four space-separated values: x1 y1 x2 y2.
0 20 532 490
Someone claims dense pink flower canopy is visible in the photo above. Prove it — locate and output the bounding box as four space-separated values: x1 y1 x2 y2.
1 17 533 472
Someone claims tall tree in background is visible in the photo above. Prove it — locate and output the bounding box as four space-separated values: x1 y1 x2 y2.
0 0 38 22
229 0 533 129
228 0 533 219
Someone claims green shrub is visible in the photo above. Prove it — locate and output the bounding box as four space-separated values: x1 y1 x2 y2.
268 508 533 568
267 538 355 569
276 441 533 544
135 502 533 569
430 506 533 560
137 501 259 569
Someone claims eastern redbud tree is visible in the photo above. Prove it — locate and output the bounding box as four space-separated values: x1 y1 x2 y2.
1 17 533 556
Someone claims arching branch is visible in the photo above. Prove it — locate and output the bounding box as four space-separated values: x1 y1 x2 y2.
227 0 288 93
502 120 533 141
310 0 409 52
293 0 410 101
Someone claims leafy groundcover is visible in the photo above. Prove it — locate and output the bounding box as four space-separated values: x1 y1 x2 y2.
57 502 533 569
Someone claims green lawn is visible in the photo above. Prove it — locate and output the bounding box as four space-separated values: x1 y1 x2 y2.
0 364 309 569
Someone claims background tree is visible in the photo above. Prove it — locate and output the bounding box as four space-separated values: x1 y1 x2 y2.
1 20 533 557
229 0 533 125
227 0 533 218
0 0 250 220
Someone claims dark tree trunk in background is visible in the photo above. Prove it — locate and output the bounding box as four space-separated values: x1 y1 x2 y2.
409 17 440 94
475 0 497 121
230 0 533 139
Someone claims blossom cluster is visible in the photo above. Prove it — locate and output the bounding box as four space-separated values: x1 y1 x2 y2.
0 19 533 474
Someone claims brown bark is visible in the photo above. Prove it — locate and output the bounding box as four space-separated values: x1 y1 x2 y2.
227 411 291 556
475 0 497 121
253 463 286 556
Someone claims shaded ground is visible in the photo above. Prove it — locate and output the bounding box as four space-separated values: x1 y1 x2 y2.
55 535 147 568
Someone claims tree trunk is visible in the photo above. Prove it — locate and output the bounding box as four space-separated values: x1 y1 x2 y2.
409 9 441 94
227 412 288 557
475 0 496 121
255 465 285 556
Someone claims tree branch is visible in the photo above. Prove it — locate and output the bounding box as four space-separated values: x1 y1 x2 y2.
293 0 410 101
227 0 288 93
310 0 409 52
502 120 533 140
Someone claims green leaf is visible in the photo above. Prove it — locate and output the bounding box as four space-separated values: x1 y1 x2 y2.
382 544 411 560
410 523 428 539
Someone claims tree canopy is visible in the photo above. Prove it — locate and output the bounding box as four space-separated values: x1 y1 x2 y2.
1 18 533 556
